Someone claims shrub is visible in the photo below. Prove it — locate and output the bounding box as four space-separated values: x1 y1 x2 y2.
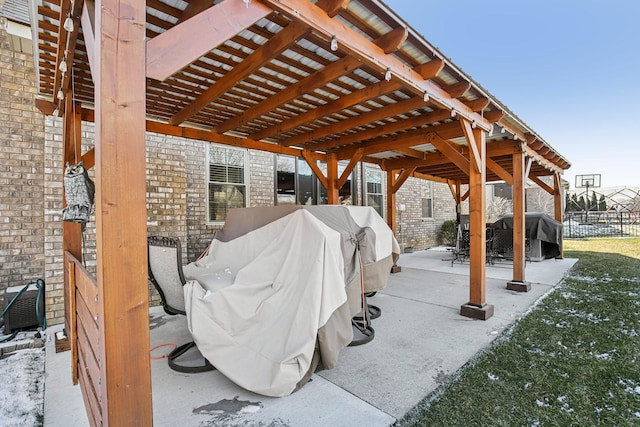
439 220 457 246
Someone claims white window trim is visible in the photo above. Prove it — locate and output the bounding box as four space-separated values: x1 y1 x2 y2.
206 144 250 225
363 165 385 219
420 181 434 220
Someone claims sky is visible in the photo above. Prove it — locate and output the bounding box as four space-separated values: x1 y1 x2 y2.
383 0 640 189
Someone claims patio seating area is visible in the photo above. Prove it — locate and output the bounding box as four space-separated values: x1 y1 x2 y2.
43 248 576 426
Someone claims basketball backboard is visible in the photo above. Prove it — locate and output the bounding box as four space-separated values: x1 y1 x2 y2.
575 174 601 188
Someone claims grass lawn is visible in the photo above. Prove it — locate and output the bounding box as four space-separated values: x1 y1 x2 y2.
399 238 640 426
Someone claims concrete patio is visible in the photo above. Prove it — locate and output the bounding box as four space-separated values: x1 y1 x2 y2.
43 248 577 426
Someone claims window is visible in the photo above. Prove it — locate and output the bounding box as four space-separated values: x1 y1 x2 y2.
275 155 353 206
421 181 433 219
207 145 247 222
276 155 296 205
318 161 353 205
364 167 384 217
275 156 316 205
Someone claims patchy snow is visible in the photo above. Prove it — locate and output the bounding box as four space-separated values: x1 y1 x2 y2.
535 399 550 408
595 352 613 361
557 395 574 414
0 347 45 426
487 372 499 381
618 379 640 396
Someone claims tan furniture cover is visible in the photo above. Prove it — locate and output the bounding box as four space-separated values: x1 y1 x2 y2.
183 206 399 396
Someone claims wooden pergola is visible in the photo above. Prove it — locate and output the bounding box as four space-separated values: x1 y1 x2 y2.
32 0 571 424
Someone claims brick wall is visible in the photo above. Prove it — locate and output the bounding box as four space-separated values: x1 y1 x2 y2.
249 150 275 207
0 19 46 305
396 177 457 250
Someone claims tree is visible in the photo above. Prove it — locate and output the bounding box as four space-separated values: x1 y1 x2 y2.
598 194 607 211
566 193 581 212
578 195 586 211
590 191 598 211
487 196 512 223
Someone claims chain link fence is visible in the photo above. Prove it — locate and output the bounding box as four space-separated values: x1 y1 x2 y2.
563 211 640 239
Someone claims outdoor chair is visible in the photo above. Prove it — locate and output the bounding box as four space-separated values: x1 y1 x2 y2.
485 227 496 265
147 236 215 373
490 228 531 263
451 227 471 266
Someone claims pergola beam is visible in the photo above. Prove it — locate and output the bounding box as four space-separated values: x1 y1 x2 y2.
484 110 504 123
427 132 470 176
315 0 350 17
333 117 462 161
146 0 272 81
392 167 416 193
523 145 562 174
285 96 427 149
168 20 310 126
460 119 481 173
80 0 96 84
55 0 86 113
301 150 329 189
413 58 444 80
444 81 471 98
529 174 555 195
251 81 401 141
375 27 409 54
261 0 491 130
215 56 362 133
411 171 449 184
381 149 464 171
337 148 363 189
320 107 452 154
486 157 513 185
176 0 214 24
463 97 490 112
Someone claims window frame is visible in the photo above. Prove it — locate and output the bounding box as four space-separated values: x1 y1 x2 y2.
363 165 385 218
206 144 249 224
421 181 434 220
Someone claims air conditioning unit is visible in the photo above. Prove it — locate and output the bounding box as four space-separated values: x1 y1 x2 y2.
3 283 45 334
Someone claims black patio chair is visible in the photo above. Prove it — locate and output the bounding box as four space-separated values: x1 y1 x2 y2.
147 236 215 373
490 229 531 263
451 227 471 266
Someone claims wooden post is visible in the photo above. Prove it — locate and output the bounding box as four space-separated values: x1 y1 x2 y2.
386 169 401 273
554 173 564 259
386 169 397 234
94 0 152 424
62 97 84 262
507 149 531 292
326 152 339 204
62 97 83 381
460 127 493 320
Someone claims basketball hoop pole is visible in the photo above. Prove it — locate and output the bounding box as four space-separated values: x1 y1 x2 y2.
576 174 601 224
585 181 589 223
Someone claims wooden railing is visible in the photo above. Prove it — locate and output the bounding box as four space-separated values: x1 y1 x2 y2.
64 251 103 427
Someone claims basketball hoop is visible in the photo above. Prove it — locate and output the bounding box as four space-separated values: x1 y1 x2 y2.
575 174 601 189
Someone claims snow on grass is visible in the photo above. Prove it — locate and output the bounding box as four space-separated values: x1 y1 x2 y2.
398 240 640 427
0 347 45 426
